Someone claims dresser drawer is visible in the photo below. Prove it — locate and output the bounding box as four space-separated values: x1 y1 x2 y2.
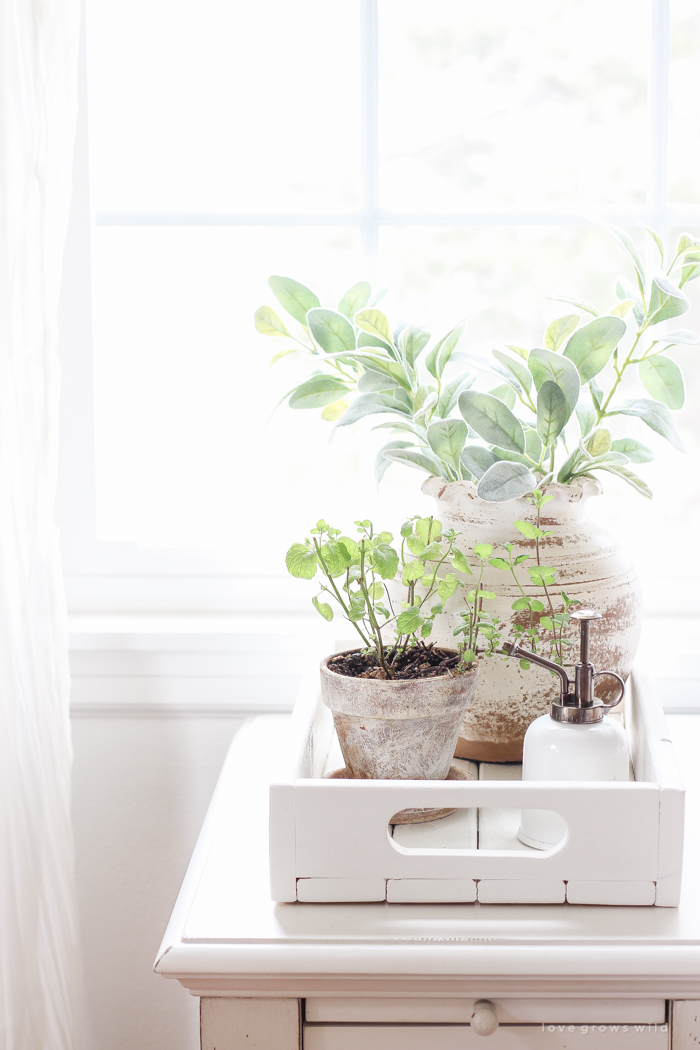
304 1023 669 1050
305 997 667 1024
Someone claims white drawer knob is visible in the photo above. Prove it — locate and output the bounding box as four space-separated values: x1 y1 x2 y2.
470 999 499 1036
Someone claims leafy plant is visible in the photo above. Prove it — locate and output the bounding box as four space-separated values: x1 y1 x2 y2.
256 225 699 501
285 515 495 677
488 489 581 667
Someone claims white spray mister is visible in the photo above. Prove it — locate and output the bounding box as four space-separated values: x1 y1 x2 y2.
502 608 628 850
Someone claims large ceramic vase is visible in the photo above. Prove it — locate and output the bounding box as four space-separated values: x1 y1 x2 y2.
421 477 642 762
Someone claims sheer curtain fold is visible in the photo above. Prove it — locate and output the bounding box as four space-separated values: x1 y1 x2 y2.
0 0 81 1047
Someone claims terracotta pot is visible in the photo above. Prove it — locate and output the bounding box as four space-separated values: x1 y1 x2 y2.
320 650 478 779
421 477 642 763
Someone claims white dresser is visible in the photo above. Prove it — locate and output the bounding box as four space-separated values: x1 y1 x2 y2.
155 713 700 1049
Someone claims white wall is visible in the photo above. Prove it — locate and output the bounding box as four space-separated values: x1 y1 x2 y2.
72 713 242 1050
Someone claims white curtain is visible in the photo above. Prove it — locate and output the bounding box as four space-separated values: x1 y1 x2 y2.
0 0 82 1047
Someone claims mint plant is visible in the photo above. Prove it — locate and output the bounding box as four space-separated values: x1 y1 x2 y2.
285 515 494 677
256 225 697 502
487 489 581 667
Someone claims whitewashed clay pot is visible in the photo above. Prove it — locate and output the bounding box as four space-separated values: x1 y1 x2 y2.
320 650 478 780
421 477 642 763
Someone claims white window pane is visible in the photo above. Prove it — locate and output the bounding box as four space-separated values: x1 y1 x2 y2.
669 0 700 204
85 0 361 214
379 0 650 213
91 226 434 563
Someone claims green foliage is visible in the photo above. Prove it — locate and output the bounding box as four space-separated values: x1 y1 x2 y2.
285 516 495 676
255 225 698 500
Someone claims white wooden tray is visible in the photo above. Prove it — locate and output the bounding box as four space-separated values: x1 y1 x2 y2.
269 670 684 906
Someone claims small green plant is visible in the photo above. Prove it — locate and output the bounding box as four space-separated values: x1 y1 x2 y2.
285 515 495 677
488 489 581 667
255 224 698 502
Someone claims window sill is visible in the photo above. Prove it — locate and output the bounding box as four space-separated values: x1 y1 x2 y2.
68 613 333 718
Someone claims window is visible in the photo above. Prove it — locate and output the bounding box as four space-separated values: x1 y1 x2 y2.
59 0 700 618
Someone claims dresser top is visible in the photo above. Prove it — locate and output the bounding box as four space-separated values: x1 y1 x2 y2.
155 712 700 995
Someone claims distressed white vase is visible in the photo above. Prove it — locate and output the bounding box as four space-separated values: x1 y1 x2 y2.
320 651 478 779
421 477 642 762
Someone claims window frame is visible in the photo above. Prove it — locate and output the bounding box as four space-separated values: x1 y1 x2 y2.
58 0 699 616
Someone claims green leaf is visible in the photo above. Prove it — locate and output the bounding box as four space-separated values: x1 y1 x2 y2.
458 391 525 453
415 517 442 543
576 400 597 438
338 281 371 319
613 398 685 452
375 440 412 484
513 520 541 539
307 308 356 355
289 375 350 410
396 607 424 635
357 330 393 354
512 597 530 610
476 461 537 502
585 427 612 457
546 294 599 316
488 384 517 409
425 322 465 379
610 437 654 464
528 347 580 415
460 445 499 480
597 463 653 499
506 345 531 359
545 314 579 351
436 322 466 376
358 370 400 394
321 399 349 421
525 428 542 460
348 595 366 621
254 305 292 337
406 534 425 555
528 565 557 586
563 316 626 384
646 276 690 326
452 549 473 575
336 393 412 427
474 543 493 559
492 349 532 392
402 560 425 582
437 574 459 601
539 615 554 630
268 275 319 325
286 543 318 579
537 381 568 446
398 324 431 366
640 223 665 262
639 356 685 409
596 221 646 289
436 373 475 418
610 298 635 318
354 308 394 346
319 540 353 576
356 353 412 392
269 347 299 365
369 582 385 600
372 543 399 580
663 329 700 347
312 595 333 621
488 557 511 571
427 419 468 468
382 448 444 476
519 659 531 670
420 540 443 562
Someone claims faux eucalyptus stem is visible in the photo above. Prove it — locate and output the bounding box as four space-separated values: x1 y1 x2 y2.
256 224 699 504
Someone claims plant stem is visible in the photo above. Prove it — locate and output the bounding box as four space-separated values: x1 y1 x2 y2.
314 539 372 649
